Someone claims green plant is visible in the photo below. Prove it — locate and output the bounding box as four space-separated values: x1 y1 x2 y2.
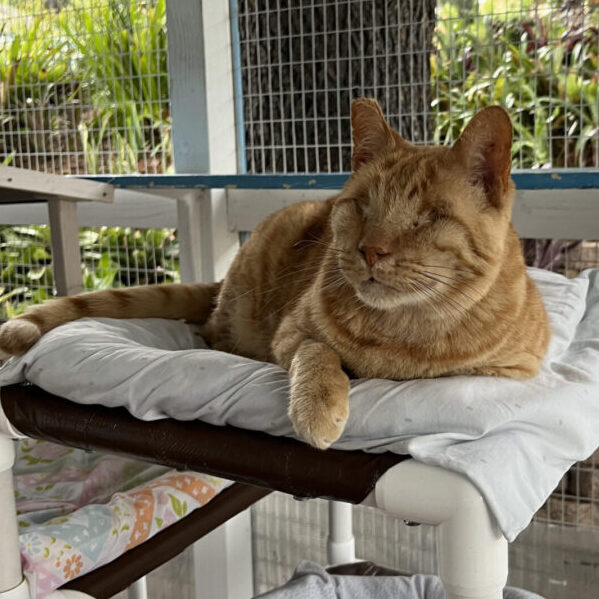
79 226 179 288
0 8 83 167
59 0 171 173
431 0 599 168
0 0 172 174
0 225 54 316
0 224 179 317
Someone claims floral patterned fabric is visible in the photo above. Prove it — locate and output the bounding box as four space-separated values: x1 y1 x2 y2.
14 439 231 599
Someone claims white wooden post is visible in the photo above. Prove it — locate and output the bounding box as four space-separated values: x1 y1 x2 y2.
47 200 83 297
0 166 113 299
166 1 251 598
0 438 21 595
176 192 205 284
166 0 239 284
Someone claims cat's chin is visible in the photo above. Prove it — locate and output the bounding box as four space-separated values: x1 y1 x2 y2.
354 278 415 310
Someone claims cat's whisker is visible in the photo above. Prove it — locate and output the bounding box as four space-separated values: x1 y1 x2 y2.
263 272 343 318
229 258 329 301
409 279 462 323
246 377 287 384
418 271 482 305
415 263 474 275
411 277 469 321
269 262 328 282
227 361 265 369
320 277 348 294
417 272 495 321
263 385 291 396
417 270 486 302
405 281 435 311
408 284 451 323
229 267 324 303
277 261 329 276
294 237 349 254
258 272 332 312
246 381 289 393
412 287 451 323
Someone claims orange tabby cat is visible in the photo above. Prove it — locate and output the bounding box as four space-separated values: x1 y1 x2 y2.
0 99 550 449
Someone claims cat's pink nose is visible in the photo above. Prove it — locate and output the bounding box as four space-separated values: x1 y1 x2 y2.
359 245 390 267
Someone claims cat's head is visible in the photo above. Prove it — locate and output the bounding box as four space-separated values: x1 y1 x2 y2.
331 98 516 312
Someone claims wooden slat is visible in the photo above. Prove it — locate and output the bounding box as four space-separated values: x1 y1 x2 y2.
227 189 331 232
227 188 599 240
176 191 205 283
0 190 178 228
0 166 113 203
47 200 83 296
512 189 599 240
3 187 599 241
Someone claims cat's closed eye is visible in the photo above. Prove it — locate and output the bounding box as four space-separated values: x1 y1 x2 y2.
428 204 451 223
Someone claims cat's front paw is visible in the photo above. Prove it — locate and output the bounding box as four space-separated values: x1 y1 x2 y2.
288 373 350 450
0 319 42 357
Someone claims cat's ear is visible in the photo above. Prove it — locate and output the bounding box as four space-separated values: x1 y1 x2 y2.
351 98 409 170
452 106 513 207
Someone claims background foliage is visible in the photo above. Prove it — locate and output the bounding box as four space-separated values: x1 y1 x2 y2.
0 0 174 316
433 0 598 168
0 225 179 317
0 0 170 175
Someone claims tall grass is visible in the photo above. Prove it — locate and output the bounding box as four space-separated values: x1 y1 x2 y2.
0 0 171 175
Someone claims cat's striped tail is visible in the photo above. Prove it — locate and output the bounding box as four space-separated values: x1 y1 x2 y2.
0 282 221 357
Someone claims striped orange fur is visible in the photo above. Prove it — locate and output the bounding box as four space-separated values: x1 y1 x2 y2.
0 99 550 449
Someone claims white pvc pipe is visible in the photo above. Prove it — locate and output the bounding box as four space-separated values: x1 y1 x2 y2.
0 437 22 596
0 577 96 599
0 578 29 599
327 501 355 565
373 459 507 599
193 510 254 599
47 591 96 599
127 577 148 599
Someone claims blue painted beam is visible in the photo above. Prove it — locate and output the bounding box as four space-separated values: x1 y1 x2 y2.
80 174 350 190
81 170 599 191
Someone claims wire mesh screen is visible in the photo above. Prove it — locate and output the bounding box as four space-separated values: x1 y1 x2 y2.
0 225 179 318
237 0 599 173
523 239 599 275
0 225 54 315
0 0 171 175
252 494 599 598
539 448 599 528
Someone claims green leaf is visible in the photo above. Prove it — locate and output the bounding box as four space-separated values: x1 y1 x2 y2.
168 493 186 518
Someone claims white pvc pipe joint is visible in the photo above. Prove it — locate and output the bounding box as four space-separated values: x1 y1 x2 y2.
327 501 355 565
0 437 23 597
0 578 29 599
0 436 98 599
374 459 508 599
